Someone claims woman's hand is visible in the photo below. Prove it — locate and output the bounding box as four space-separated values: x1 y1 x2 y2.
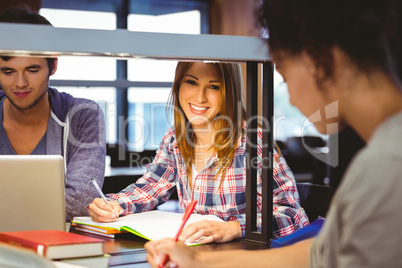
178 220 241 244
145 238 198 268
88 198 122 222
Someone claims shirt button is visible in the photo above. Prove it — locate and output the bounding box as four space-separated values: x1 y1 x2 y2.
195 186 199 190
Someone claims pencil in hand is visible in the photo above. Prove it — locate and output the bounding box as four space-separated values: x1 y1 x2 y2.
91 178 119 218
158 199 197 268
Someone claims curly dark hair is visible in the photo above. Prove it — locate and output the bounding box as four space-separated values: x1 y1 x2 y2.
258 0 402 85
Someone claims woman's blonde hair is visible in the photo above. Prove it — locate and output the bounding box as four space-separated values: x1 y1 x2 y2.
168 62 246 187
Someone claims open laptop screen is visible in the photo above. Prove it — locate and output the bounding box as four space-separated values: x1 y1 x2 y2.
0 155 66 232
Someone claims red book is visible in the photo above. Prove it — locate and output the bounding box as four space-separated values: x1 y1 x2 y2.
0 230 104 259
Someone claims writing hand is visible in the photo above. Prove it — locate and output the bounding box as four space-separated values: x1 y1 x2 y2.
178 220 241 244
145 238 197 268
88 198 122 222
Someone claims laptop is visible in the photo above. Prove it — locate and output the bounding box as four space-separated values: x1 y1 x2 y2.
0 155 66 232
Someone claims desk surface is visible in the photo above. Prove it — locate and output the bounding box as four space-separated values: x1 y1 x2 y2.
71 200 270 267
73 231 270 267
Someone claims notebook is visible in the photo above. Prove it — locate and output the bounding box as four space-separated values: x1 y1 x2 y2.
72 210 225 245
0 155 66 232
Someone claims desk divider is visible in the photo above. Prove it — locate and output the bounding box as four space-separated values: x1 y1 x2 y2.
245 62 274 245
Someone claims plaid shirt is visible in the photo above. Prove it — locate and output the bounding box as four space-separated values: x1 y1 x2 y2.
108 128 309 238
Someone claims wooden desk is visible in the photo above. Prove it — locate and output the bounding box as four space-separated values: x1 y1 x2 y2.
89 232 270 267
71 200 270 267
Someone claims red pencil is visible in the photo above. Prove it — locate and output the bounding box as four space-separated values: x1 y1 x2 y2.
158 199 197 268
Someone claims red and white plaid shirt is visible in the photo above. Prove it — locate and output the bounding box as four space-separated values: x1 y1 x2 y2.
108 127 309 238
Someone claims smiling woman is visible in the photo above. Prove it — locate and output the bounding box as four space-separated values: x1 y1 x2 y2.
88 61 309 245
171 62 244 182
178 63 222 130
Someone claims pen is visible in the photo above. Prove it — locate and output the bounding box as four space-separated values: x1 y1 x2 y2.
159 199 197 268
90 178 118 218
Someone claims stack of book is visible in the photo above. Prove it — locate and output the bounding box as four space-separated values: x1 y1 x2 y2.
0 230 110 268
71 222 128 238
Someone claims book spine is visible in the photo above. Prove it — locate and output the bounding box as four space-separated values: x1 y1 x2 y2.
0 235 47 257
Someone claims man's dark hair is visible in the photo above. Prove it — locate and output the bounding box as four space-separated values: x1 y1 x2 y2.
258 0 402 87
0 6 56 72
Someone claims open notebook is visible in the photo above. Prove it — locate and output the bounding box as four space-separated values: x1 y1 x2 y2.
0 155 66 232
72 210 224 245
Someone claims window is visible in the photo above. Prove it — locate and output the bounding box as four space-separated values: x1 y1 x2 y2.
126 10 201 151
40 8 118 143
39 5 204 150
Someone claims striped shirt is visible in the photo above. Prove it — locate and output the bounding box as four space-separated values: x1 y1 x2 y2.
108 128 309 238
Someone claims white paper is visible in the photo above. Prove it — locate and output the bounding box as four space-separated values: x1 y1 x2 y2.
73 210 224 243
